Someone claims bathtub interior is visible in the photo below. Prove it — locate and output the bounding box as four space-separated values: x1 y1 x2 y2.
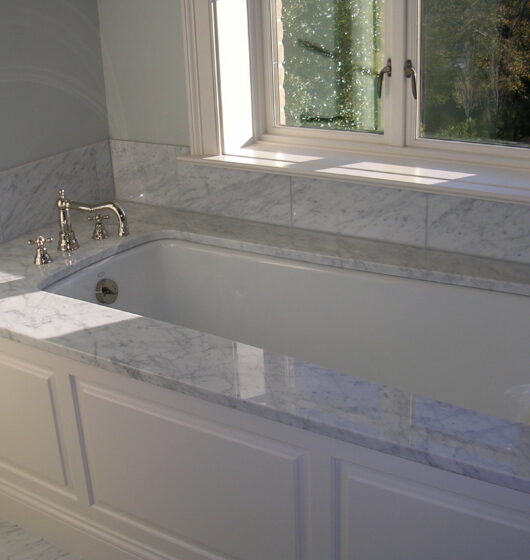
44 239 530 424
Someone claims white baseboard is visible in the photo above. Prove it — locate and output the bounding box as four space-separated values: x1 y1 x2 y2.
0 480 172 560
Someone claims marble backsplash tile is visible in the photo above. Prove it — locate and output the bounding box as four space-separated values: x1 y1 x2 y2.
111 139 187 203
427 195 530 264
292 177 427 247
0 140 114 243
109 139 530 264
112 140 291 226
175 162 292 226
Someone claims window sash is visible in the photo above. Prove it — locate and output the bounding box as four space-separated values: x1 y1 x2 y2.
259 0 405 148
404 0 530 161
262 0 530 158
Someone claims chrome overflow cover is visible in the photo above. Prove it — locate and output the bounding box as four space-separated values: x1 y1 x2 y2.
95 278 119 304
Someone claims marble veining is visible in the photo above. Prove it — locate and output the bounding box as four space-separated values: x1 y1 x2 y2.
109 141 530 263
112 140 292 225
175 162 292 226
292 176 428 246
111 139 187 203
0 202 529 494
0 141 114 243
427 195 530 264
0 521 81 560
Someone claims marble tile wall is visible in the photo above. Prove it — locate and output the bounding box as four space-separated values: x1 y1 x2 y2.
110 139 183 203
0 140 114 243
111 139 530 263
291 177 427 246
427 195 530 264
175 162 291 226
112 140 291 226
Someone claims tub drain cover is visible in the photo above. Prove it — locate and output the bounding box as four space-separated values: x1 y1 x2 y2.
95 278 119 304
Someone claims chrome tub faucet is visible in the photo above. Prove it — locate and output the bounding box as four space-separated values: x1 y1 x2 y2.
56 189 129 251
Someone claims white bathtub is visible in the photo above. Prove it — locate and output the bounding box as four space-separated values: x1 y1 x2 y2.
45 238 530 423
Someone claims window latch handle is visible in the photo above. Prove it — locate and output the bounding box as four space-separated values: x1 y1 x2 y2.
405 60 417 100
377 58 392 98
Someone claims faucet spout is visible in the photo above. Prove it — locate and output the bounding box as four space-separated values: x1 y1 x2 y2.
68 201 129 237
56 189 129 252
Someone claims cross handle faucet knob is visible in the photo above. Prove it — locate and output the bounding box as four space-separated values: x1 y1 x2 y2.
28 236 53 265
87 213 110 222
88 213 110 240
28 235 53 248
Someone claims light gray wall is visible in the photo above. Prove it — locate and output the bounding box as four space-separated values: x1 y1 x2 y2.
98 0 189 147
0 0 109 172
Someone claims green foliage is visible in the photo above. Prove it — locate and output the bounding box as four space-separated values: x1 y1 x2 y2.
421 0 530 145
280 0 384 132
277 0 529 146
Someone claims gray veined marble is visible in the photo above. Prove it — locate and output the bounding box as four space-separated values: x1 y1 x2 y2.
0 521 81 560
0 141 114 243
175 162 292 226
111 139 187 203
427 194 530 264
110 142 529 264
111 142 292 226
0 202 529 494
292 176 428 246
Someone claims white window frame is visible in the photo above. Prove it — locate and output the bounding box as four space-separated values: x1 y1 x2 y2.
260 0 407 149
181 0 530 202
403 0 530 165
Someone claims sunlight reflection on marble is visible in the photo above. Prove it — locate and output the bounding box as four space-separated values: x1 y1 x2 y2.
227 148 324 163
316 166 445 185
0 292 136 339
0 272 24 283
235 342 266 399
343 162 475 181
205 155 294 168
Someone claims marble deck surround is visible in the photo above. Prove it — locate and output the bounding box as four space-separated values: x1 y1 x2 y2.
111 140 530 264
0 201 529 494
0 521 81 560
0 141 114 243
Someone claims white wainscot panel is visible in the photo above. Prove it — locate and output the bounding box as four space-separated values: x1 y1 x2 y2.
76 382 306 560
0 355 67 487
335 458 530 560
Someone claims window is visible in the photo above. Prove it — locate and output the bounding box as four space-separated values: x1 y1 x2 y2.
182 0 530 197
420 0 530 148
273 0 385 135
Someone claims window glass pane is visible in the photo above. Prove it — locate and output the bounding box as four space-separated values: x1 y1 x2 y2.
421 0 530 148
275 0 385 133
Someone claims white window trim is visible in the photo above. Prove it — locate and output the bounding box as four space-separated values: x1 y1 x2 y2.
261 0 407 148
181 0 220 156
181 0 530 204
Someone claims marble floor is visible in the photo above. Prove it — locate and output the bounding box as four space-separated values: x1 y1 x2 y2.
0 521 81 560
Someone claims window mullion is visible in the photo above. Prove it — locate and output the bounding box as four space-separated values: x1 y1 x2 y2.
384 0 407 147
405 0 420 147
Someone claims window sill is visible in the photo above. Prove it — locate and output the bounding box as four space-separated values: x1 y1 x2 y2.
178 142 530 205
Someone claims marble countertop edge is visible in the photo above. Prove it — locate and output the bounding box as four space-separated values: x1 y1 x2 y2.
4 327 527 494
